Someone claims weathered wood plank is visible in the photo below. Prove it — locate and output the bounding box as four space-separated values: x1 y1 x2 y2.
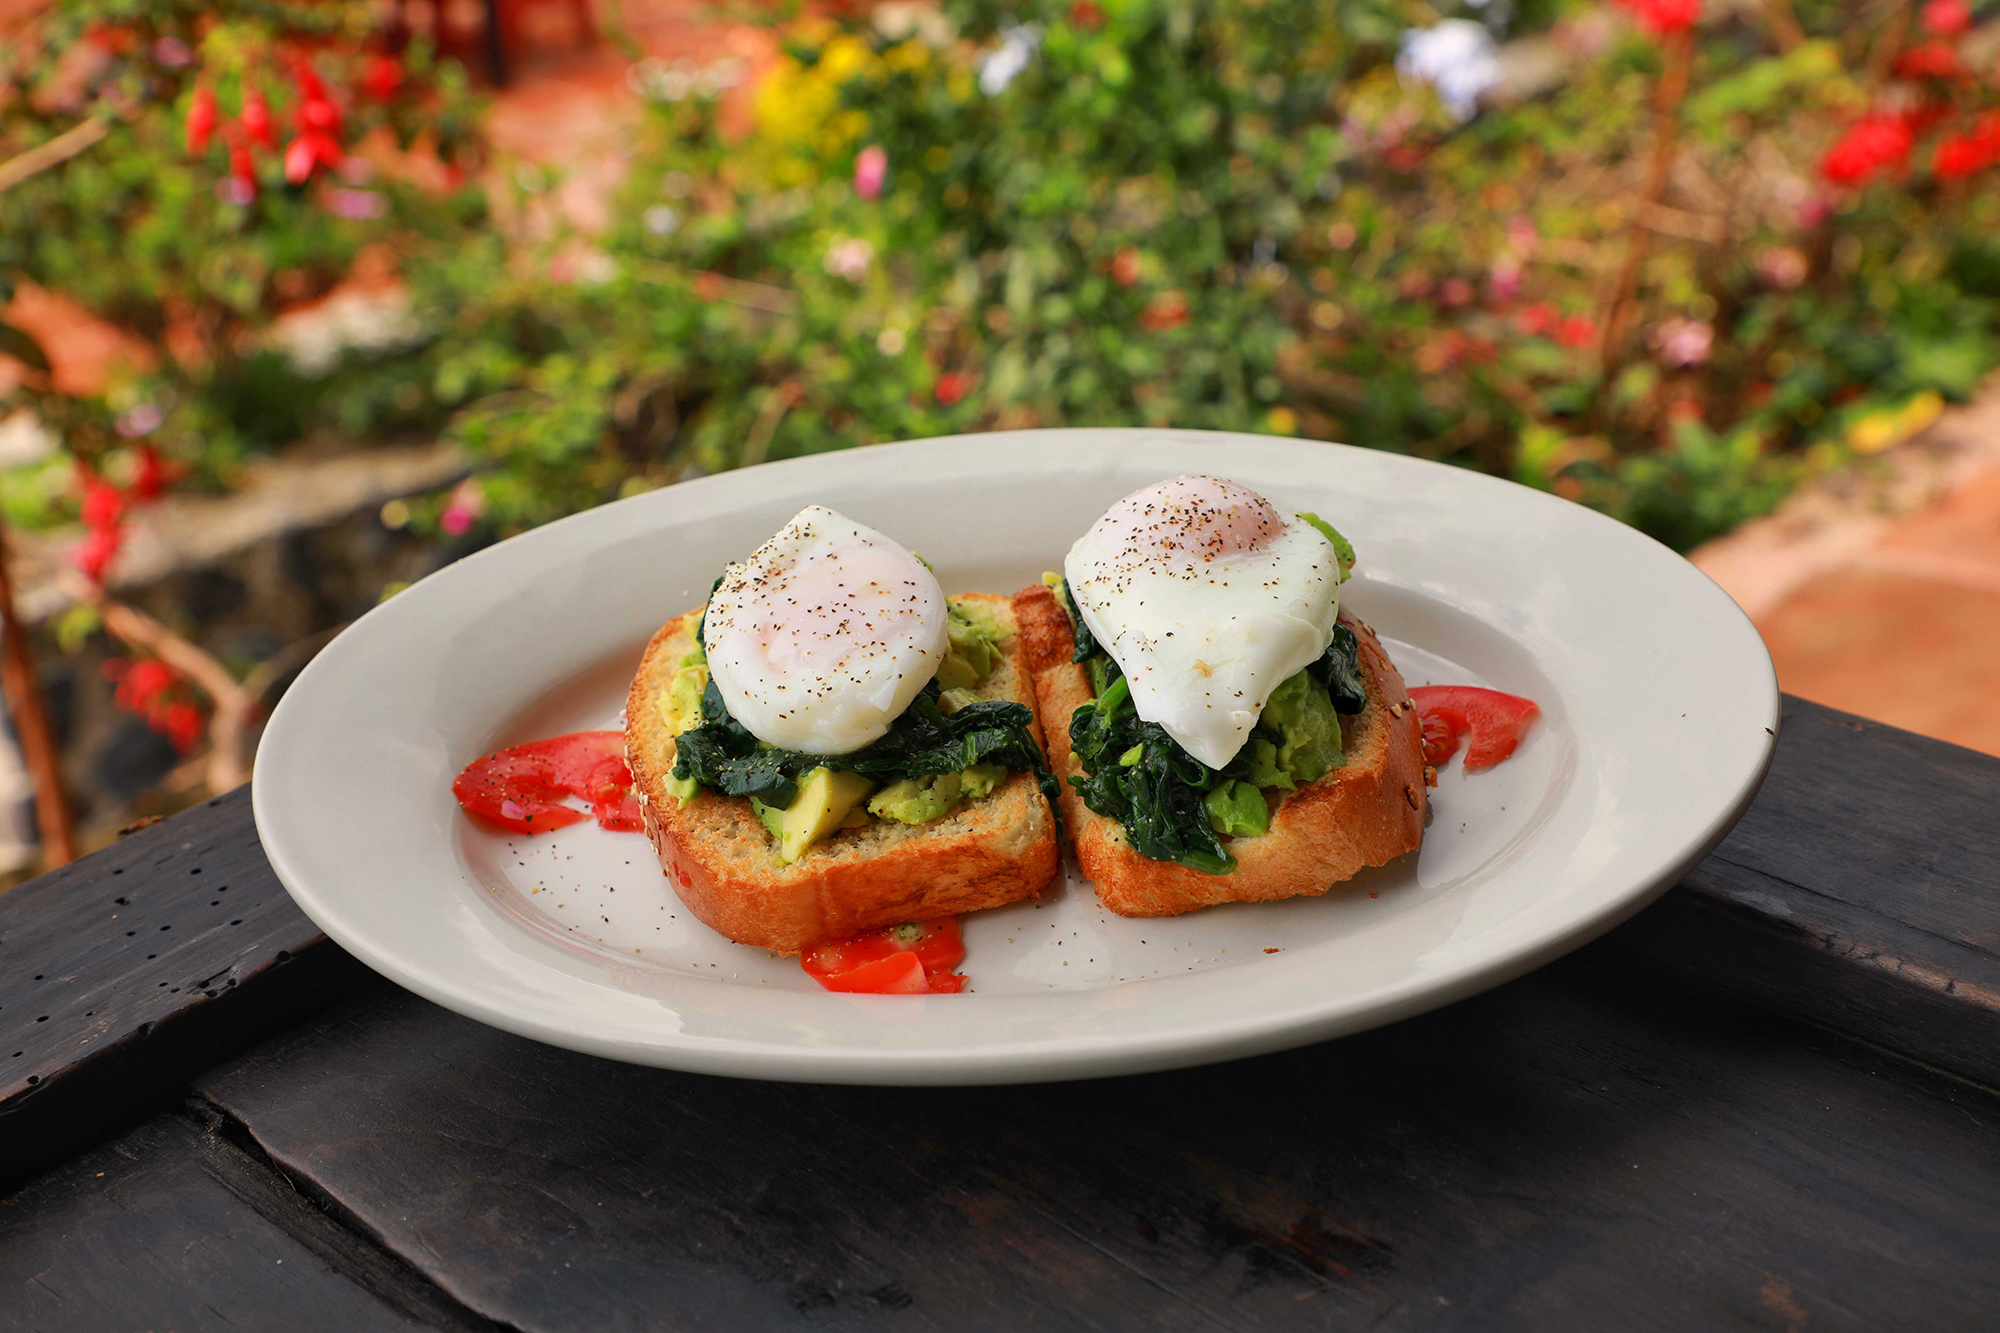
1616 697 2000 1087
196 960 2000 1331
0 787 365 1191
0 1111 445 1332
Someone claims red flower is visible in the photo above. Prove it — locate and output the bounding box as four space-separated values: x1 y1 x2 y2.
1893 40 1960 78
298 95 343 137
1111 247 1142 288
185 86 217 157
1516 302 1558 337
1820 114 1914 186
79 471 125 531
934 372 970 407
241 89 275 149
1071 0 1104 27
1555 314 1598 349
284 132 343 185
112 658 178 715
73 527 121 583
294 56 328 102
362 53 405 102
161 701 205 753
284 135 316 185
1139 290 1190 331
1934 121 1999 177
229 139 258 197
131 445 176 500
1921 0 1971 35
1618 0 1701 35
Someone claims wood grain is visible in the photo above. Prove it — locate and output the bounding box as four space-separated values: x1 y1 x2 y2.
196 961 2000 1330
0 787 365 1191
3 695 2000 1328
0 1112 437 1332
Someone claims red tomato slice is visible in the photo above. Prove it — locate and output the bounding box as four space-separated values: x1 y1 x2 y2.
452 731 641 835
812 952 930 994
1409 687 1540 771
801 918 964 982
801 918 967 994
1419 712 1459 767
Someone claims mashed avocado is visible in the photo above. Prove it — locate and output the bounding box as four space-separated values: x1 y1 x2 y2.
1263 670 1343 787
867 762 1006 824
937 599 1007 690
1205 779 1270 837
661 617 713 804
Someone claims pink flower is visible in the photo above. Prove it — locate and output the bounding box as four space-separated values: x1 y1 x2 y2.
440 479 485 537
1652 317 1713 367
854 145 887 201
823 237 875 283
325 187 386 220
1756 247 1808 289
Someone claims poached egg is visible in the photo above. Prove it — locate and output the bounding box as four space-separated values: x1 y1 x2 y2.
1063 475 1343 770
702 506 947 755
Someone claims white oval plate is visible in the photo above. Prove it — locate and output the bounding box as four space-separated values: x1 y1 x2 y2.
253 429 1777 1085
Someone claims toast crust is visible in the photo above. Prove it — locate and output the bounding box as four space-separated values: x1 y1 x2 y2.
1012 583 1427 917
625 593 1059 955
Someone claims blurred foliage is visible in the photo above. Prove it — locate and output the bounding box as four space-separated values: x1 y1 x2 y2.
0 0 488 501
423 0 2000 550
6 0 2000 554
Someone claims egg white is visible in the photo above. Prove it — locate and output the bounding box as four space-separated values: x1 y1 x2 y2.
1064 475 1342 770
702 505 947 755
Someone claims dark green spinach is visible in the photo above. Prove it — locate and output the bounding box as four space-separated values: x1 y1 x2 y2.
1068 674 1246 875
1310 624 1369 715
672 677 1056 808
1053 578 1099 663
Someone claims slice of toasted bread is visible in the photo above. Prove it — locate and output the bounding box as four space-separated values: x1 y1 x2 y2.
625 593 1060 955
1011 583 1427 917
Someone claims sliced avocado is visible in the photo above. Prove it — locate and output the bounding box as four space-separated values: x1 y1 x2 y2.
661 662 710 736
1264 670 1343 786
668 771 701 806
1205 779 1270 837
868 771 965 824
755 767 875 865
938 686 980 714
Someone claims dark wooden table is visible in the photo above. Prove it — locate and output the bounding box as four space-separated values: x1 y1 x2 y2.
4 695 1998 1330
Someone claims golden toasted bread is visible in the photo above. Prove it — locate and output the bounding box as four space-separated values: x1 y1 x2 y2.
1012 583 1427 917
625 593 1059 955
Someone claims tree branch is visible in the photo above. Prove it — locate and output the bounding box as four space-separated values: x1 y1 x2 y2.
56 570 256 795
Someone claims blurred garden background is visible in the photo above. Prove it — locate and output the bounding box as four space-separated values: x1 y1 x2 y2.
1 0 1998 875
